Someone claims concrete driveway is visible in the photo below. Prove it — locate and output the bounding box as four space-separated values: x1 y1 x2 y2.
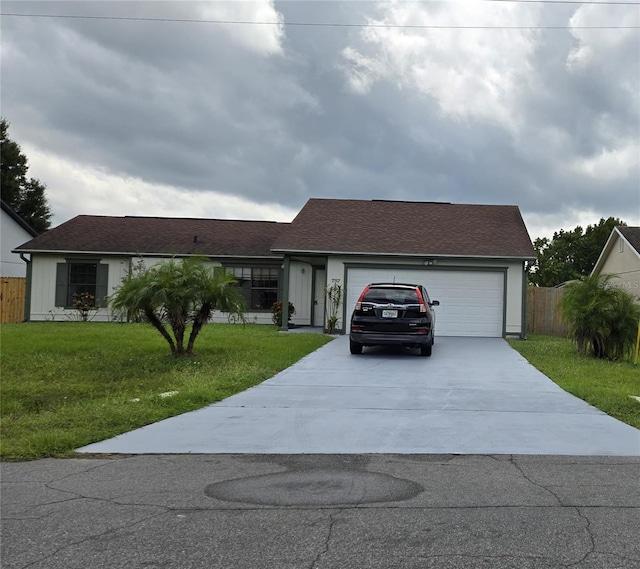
78 336 640 456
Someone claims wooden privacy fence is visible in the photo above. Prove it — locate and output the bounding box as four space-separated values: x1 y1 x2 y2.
1 277 26 324
526 286 569 337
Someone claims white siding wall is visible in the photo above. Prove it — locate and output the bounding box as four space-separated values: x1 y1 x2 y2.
136 257 277 325
1 210 33 277
28 252 528 333
210 311 274 325
30 254 287 325
30 255 129 322
598 235 640 300
504 261 526 335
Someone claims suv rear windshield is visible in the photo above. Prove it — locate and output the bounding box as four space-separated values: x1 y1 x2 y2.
362 287 419 304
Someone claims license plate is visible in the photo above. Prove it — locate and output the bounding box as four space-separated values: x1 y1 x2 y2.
382 310 398 318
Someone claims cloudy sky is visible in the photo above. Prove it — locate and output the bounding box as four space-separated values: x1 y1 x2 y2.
2 0 639 240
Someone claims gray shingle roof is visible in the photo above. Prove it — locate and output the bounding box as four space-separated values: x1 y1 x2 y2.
271 199 535 258
619 226 640 253
14 199 537 260
14 215 289 258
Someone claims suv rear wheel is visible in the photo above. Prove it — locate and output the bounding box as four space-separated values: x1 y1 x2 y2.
350 339 363 355
420 343 432 357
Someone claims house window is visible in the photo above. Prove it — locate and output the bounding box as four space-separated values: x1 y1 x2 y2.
68 263 98 306
55 261 109 308
230 266 279 310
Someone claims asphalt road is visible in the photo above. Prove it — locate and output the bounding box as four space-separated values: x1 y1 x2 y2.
2 454 640 569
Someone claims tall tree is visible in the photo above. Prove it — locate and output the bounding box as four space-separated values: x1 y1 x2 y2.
0 118 52 233
529 217 626 287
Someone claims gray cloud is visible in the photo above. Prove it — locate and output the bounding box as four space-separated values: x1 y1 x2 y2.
2 0 638 237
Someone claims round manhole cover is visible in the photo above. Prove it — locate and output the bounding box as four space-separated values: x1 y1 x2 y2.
205 469 423 506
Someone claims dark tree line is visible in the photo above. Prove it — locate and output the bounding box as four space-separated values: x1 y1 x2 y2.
529 217 626 287
1 118 52 233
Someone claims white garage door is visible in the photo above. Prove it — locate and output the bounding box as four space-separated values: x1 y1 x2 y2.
346 268 504 337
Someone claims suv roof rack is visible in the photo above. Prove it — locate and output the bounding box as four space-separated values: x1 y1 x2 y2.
369 282 418 288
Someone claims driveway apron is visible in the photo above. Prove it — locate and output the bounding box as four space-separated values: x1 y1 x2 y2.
78 337 640 456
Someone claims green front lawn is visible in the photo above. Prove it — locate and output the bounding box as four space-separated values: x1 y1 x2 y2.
508 334 640 429
0 322 332 461
3 326 637 461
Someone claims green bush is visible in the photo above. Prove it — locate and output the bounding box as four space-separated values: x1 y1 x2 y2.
110 257 246 356
559 274 640 360
271 301 295 327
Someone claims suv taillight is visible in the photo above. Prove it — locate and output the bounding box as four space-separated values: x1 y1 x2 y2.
416 287 428 313
355 285 370 311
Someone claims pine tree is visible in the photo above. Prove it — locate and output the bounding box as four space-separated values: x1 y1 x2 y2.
1 118 52 232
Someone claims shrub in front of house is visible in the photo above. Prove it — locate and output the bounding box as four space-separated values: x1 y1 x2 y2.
560 274 640 360
110 257 246 357
271 301 295 327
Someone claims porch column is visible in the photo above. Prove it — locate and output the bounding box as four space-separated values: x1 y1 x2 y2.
280 255 290 332
20 253 32 322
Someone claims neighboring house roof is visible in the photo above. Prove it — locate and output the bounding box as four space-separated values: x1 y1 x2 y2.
619 226 640 254
271 199 535 259
1 200 39 237
14 215 289 258
591 226 640 275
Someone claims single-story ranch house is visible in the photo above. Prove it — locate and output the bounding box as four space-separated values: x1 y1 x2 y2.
13 198 536 337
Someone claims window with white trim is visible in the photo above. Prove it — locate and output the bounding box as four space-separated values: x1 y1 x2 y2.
230 267 279 310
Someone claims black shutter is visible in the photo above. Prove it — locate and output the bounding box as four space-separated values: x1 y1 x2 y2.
55 263 68 307
96 264 109 308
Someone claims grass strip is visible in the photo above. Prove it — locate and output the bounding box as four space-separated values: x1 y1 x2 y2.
508 334 640 430
1 322 332 460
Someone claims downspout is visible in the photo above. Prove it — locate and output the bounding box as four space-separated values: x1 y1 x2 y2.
521 260 529 340
20 253 32 322
280 255 290 332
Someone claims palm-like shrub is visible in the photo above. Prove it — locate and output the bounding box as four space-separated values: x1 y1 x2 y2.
607 288 640 360
110 257 246 356
559 274 640 360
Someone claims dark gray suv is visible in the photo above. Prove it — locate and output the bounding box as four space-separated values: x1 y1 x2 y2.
349 283 439 356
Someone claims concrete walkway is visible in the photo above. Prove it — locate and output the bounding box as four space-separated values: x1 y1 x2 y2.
78 337 640 456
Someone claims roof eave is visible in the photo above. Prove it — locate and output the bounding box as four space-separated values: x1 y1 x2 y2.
2 201 39 237
271 248 535 261
12 248 283 259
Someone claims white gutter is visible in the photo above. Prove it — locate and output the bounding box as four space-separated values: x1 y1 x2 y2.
11 249 282 259
270 248 536 261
